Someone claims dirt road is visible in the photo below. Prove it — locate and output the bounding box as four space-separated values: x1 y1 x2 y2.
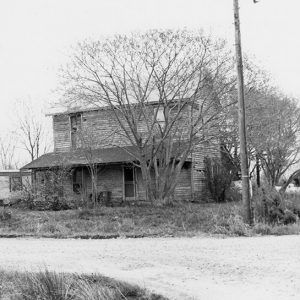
0 235 299 299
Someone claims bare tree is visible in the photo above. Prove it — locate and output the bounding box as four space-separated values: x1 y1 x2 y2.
76 128 116 207
61 30 234 204
248 92 300 186
15 100 51 162
218 59 271 181
0 135 18 169
221 83 300 187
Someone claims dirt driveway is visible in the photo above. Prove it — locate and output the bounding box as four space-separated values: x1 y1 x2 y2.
0 235 299 300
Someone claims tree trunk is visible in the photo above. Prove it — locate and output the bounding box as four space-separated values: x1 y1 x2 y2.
256 154 260 187
139 158 153 203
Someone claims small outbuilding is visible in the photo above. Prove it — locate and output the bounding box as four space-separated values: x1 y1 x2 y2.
0 170 31 201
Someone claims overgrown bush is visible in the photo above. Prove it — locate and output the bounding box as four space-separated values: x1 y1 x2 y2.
6 191 24 206
17 189 72 211
283 193 300 218
31 194 75 211
0 208 12 221
211 200 300 236
16 167 76 211
225 182 242 202
204 157 234 202
253 184 299 225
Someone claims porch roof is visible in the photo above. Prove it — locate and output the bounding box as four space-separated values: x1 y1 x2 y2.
21 146 139 170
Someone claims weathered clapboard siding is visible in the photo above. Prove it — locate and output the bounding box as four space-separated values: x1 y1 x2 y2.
58 165 124 203
80 108 164 149
53 110 138 152
62 164 192 203
49 99 221 203
192 141 221 201
175 165 192 201
82 110 122 148
94 165 124 202
53 105 192 153
133 166 192 202
53 115 71 152
80 166 146 203
0 176 10 199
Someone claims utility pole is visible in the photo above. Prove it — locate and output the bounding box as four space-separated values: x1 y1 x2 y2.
233 0 253 225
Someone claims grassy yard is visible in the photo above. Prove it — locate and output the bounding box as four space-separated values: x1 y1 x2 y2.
0 201 299 238
0 269 165 300
0 202 221 238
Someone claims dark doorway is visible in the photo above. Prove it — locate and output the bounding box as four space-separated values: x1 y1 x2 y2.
124 166 135 199
72 167 87 195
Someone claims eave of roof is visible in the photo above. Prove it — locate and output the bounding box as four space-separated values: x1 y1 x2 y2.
21 146 139 170
46 105 104 116
0 170 31 176
46 98 192 116
21 142 192 170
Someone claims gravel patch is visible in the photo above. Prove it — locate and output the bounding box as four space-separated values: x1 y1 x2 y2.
0 235 299 299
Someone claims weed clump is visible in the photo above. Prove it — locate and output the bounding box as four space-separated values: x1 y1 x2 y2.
253 185 299 226
212 205 250 236
0 208 12 221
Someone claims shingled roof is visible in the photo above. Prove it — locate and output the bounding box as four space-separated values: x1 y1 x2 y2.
21 146 139 170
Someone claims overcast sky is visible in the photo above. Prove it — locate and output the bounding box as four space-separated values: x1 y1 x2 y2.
1 0 300 151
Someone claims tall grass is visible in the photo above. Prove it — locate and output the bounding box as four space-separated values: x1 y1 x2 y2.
15 269 73 299
1 200 299 238
0 204 224 238
0 270 166 300
74 279 119 300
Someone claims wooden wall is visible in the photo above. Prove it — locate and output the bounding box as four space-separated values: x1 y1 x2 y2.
53 109 141 152
53 114 71 152
0 173 32 200
38 163 192 204
51 102 220 202
52 105 191 153
0 176 10 199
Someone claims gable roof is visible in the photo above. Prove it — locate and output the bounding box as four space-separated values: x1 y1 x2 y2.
21 146 139 170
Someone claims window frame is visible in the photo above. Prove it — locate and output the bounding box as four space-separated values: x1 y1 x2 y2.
9 175 22 192
70 113 82 148
156 106 165 125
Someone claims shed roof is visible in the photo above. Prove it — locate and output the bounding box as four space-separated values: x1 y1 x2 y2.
21 142 191 170
0 170 31 176
21 146 139 170
0 169 20 173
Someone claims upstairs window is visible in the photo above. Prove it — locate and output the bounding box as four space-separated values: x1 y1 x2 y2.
70 113 82 148
156 107 165 126
70 113 82 133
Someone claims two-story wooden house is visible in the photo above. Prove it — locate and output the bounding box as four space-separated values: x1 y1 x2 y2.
22 101 220 204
